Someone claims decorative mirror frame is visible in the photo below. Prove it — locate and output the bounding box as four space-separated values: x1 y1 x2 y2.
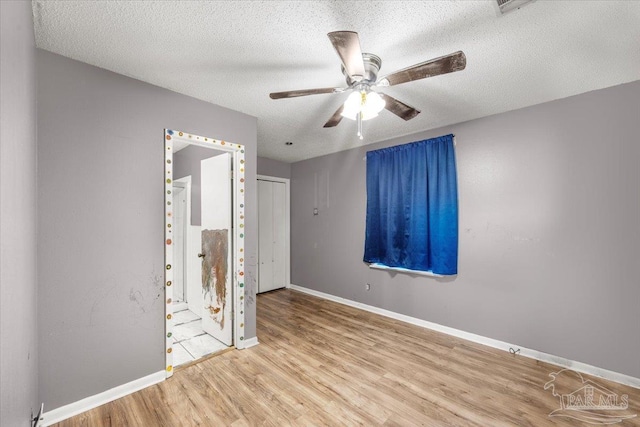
164 129 246 377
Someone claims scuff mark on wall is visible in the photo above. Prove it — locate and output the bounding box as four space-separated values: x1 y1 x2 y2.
129 289 145 313
150 272 163 304
85 267 165 330
88 279 118 327
244 253 257 307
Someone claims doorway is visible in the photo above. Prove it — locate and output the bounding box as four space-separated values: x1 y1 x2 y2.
164 129 247 377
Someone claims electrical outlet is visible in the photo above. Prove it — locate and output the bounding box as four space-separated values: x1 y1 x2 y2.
365 283 371 291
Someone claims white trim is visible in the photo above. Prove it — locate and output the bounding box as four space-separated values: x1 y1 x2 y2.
242 337 260 348
172 301 188 312
257 175 290 182
289 284 640 389
173 176 191 306
369 263 444 278
42 371 165 426
257 175 291 293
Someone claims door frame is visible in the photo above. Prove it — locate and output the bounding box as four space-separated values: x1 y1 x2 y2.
257 175 291 292
164 129 247 378
172 177 191 310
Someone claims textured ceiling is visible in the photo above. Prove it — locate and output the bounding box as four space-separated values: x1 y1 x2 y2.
33 1 640 162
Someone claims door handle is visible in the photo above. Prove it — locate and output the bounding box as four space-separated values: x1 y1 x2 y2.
198 253 206 258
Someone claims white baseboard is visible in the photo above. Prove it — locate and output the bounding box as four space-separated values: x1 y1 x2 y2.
289 284 640 389
43 370 165 426
243 336 260 349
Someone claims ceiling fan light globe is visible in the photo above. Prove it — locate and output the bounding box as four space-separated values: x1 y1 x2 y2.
361 111 379 121
340 90 385 121
340 91 363 120
362 91 385 117
340 107 359 120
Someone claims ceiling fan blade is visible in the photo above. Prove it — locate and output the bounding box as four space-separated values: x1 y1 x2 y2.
323 104 345 128
327 31 366 81
380 93 421 121
378 51 466 87
270 87 343 99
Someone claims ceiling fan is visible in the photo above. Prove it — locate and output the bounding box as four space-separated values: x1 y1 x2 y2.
270 31 467 139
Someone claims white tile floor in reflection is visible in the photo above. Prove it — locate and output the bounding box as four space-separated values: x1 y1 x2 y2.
172 307 228 367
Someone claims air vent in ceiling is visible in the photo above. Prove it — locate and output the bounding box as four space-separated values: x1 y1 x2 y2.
497 0 535 14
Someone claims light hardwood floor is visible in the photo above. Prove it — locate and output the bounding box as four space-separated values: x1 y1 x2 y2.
55 289 640 426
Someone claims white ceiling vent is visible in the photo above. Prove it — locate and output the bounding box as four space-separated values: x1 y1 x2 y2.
497 0 535 14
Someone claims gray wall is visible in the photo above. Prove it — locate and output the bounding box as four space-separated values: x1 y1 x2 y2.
174 145 225 226
0 2 39 426
291 81 640 379
37 50 258 411
257 156 291 179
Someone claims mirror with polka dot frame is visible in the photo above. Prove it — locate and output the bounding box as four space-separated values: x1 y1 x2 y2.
164 129 246 377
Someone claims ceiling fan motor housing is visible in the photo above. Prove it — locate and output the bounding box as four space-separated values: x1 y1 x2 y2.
343 53 382 86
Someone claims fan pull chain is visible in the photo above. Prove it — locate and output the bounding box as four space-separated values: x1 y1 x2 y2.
357 112 363 140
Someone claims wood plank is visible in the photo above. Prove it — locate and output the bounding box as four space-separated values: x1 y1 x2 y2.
53 289 640 426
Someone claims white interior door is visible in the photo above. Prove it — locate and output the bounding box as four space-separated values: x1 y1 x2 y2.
187 225 202 317
200 153 232 346
258 180 287 293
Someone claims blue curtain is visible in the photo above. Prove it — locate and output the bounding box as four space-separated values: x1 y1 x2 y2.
364 134 458 275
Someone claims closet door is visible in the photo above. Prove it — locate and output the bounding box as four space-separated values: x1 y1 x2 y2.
258 179 287 293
